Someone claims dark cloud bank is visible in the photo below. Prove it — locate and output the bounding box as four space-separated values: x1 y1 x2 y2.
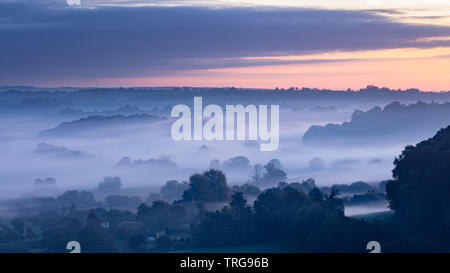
1 0 450 82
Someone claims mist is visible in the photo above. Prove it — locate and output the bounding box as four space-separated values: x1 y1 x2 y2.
1 86 450 217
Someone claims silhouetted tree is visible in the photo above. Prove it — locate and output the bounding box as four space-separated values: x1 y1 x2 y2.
309 188 324 202
230 192 251 216
182 169 230 202
128 234 148 253
386 126 450 244
98 176 122 193
260 162 287 186
250 164 264 184
77 226 117 253
160 180 189 202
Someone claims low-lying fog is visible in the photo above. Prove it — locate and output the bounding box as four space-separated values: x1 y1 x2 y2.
344 204 390 217
1 107 396 197
2 87 449 217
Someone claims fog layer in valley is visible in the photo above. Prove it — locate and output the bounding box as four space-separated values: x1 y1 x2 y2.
1 86 450 216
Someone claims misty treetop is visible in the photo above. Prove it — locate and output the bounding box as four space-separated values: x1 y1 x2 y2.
303 101 450 146
181 169 231 203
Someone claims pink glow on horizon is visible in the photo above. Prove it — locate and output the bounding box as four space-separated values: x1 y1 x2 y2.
14 48 450 92
96 56 450 91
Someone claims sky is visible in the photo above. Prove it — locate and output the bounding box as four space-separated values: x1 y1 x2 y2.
1 0 450 90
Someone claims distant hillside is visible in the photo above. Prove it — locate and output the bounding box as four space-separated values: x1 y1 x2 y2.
303 101 450 145
321 181 378 195
35 142 92 158
59 105 149 118
39 114 166 137
116 156 178 172
2 86 450 116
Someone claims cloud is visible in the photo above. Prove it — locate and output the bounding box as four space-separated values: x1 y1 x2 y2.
1 0 450 83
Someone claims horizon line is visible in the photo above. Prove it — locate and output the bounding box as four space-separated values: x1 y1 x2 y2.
1 84 450 93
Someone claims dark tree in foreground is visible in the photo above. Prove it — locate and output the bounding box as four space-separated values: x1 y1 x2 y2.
387 125 450 242
192 191 256 248
192 179 359 251
137 201 187 231
77 227 117 253
128 234 149 253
